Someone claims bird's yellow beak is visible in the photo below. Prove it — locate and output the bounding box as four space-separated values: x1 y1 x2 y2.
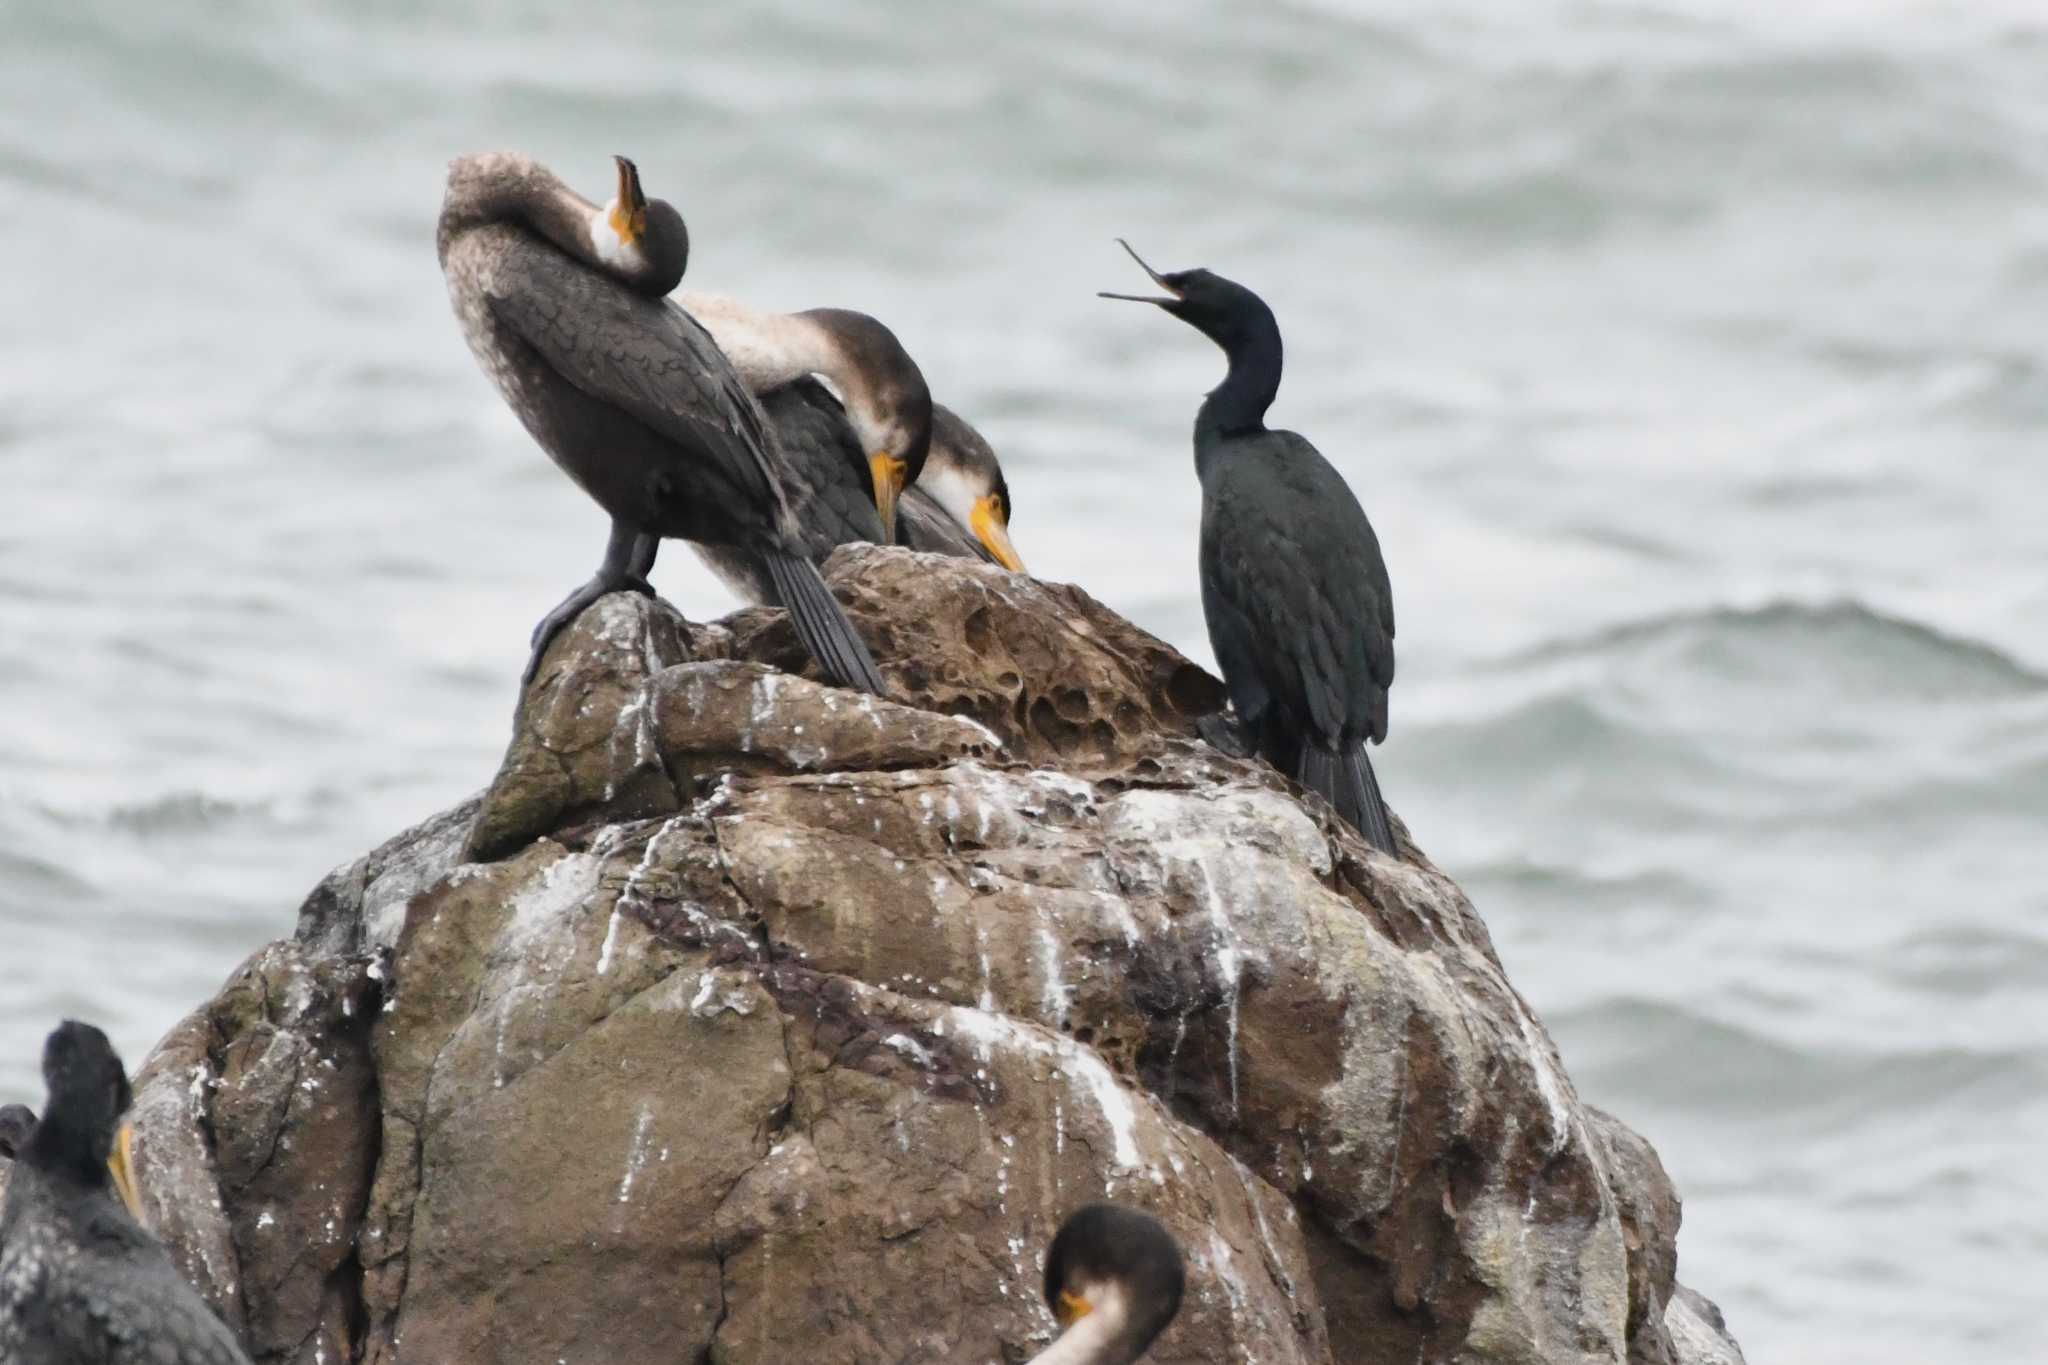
108 1121 144 1221
970 494 1025 573
609 155 647 246
1056 1288 1094 1330
869 453 907 543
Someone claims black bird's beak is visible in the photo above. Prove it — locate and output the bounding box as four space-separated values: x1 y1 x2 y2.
1098 238 1183 308
613 155 648 210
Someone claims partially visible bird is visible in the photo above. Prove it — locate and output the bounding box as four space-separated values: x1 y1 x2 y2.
1033 1203 1185 1364
0 1021 253 1364
437 152 883 693
1103 241 1399 854
0 1105 33 1162
898 403 1026 571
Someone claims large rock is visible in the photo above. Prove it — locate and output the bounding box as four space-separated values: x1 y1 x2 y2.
119 547 1744 1364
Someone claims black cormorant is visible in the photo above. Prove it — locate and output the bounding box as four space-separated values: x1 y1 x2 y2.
0 1021 252 1364
898 404 1026 571
1104 241 1398 854
437 153 884 692
1034 1203 1184 1364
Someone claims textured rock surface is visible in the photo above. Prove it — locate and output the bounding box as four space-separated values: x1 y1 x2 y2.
117 547 1744 1364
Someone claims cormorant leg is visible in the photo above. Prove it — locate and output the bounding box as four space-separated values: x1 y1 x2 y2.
627 531 660 581
524 519 659 682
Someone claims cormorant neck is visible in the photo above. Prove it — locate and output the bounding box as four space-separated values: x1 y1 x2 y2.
676 291 842 395
21 1105 112 1193
1195 303 1282 440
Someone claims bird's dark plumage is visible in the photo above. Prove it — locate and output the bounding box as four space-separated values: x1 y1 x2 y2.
1106 243 1397 853
0 1022 252 1365
690 378 886 600
438 152 883 693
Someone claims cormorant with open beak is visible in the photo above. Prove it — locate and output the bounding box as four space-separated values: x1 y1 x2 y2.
0 1021 252 1364
898 403 1027 571
1033 1203 1185 1364
1103 241 1399 854
437 153 884 693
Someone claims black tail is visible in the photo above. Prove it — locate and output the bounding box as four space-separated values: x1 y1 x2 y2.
761 548 886 695
1299 741 1397 856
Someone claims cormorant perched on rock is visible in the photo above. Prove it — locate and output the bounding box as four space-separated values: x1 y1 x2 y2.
437 152 884 693
1103 241 1398 854
0 1021 252 1364
898 403 1026 571
1034 1203 1184 1364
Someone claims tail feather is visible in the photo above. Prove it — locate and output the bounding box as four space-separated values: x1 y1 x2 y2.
761 549 886 696
1298 741 1397 856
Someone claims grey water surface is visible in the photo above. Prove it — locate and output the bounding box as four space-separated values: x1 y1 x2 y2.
3 1 2044 1359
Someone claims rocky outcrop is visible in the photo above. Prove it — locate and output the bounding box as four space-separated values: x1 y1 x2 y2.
119 546 1744 1364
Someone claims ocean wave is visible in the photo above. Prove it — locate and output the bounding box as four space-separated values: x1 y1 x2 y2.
1555 996 2047 1124
1500 598 2048 697
1457 855 1716 913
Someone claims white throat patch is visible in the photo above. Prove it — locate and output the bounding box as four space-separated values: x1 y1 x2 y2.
918 462 983 535
589 201 642 270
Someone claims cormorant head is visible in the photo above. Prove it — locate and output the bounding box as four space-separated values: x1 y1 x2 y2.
1099 239 1276 355
800 308 934 543
594 155 690 296
26 1020 144 1219
1042 1203 1185 1364
0 1102 36 1161
923 404 1025 572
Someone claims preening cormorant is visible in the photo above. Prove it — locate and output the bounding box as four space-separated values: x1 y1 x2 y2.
437 153 884 693
676 292 931 549
1104 241 1398 854
0 1021 252 1364
1033 1203 1184 1364
898 403 1026 571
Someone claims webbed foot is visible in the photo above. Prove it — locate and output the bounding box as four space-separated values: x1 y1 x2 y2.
522 519 661 683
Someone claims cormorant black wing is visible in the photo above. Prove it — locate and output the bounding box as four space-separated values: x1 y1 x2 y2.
759 379 886 555
482 239 782 512
1199 430 1394 747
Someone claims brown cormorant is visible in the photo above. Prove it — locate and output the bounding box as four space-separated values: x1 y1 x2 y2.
898 403 1026 571
1034 1203 1184 1364
437 153 884 692
0 1021 252 1364
1104 241 1398 854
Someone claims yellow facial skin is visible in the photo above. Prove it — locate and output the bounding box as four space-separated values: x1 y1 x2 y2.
108 1121 144 1221
970 493 1026 573
869 453 908 543
1055 1288 1094 1330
